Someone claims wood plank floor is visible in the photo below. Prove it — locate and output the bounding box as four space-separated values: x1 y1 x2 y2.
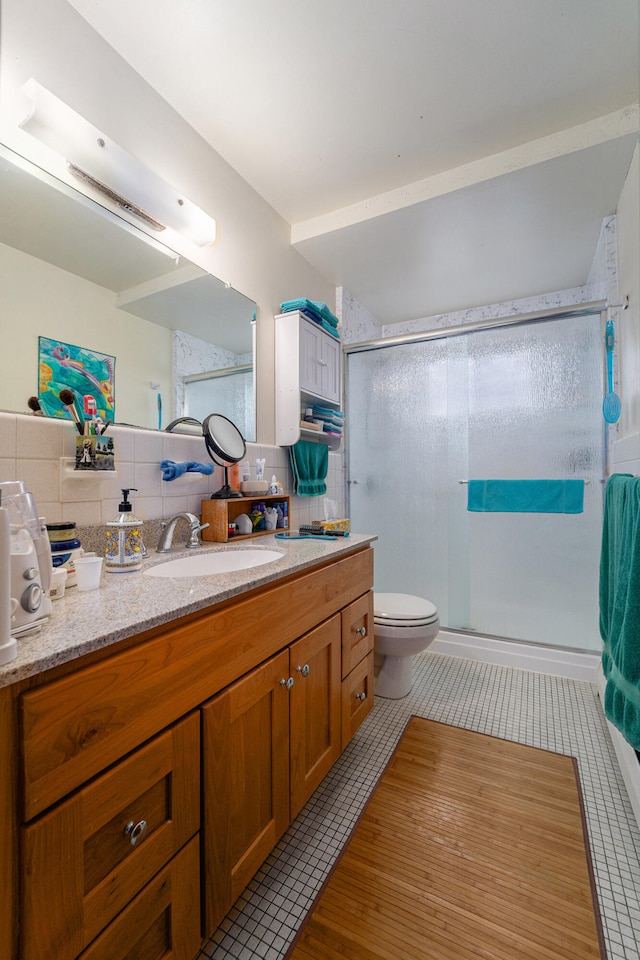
285 717 606 960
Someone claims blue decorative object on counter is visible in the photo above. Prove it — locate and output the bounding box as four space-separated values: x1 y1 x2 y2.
160 460 215 481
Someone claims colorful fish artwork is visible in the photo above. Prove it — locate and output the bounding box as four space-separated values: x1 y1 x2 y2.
38 337 115 421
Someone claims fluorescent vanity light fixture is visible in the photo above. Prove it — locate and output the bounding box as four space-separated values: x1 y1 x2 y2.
17 79 216 247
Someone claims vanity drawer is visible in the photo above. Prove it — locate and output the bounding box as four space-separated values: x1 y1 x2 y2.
21 713 200 960
341 652 374 750
341 591 374 679
77 836 200 960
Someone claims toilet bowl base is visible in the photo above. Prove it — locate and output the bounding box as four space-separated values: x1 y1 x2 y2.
374 652 414 699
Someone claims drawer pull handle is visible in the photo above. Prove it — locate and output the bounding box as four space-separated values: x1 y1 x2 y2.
296 664 310 677
280 677 294 690
124 819 148 846
355 626 367 637
355 692 367 702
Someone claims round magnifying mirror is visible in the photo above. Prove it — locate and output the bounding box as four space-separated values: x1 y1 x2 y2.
203 414 246 498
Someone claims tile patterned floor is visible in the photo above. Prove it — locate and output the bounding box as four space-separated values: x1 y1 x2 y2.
198 651 640 960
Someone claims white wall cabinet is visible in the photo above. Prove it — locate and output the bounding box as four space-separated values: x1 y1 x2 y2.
275 311 342 448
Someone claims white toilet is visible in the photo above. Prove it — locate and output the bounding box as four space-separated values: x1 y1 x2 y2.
373 592 440 699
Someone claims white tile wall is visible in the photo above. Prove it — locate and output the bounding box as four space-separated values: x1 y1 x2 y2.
0 411 345 529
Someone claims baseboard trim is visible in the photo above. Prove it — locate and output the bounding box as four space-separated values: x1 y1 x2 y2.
431 629 600 682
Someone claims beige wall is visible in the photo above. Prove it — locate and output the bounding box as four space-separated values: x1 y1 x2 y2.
0 0 335 444
616 143 640 441
0 243 173 428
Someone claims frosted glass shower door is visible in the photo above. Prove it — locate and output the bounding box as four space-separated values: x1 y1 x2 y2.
464 316 604 649
346 313 605 651
347 338 455 624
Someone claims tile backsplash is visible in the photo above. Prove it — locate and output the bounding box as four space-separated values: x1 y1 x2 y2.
0 412 345 538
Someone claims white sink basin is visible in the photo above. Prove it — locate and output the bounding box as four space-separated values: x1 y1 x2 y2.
144 548 284 578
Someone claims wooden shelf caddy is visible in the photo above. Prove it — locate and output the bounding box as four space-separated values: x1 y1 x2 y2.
201 494 290 543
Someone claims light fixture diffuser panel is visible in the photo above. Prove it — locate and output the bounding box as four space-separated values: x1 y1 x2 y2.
18 79 216 246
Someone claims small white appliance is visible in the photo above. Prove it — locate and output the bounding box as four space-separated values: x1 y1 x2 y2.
0 481 52 638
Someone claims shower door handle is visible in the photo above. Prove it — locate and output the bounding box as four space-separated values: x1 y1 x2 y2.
347 480 359 485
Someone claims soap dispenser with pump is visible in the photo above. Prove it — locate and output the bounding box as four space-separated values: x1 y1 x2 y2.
105 488 145 573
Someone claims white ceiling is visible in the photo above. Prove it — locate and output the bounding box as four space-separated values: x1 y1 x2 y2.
67 0 639 325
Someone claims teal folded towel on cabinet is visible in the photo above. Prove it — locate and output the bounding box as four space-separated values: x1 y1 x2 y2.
467 479 584 513
280 298 340 328
289 441 329 497
600 474 640 748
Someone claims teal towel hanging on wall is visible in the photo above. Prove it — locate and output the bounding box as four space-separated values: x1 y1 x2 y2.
467 479 585 514
289 441 328 497
600 474 640 749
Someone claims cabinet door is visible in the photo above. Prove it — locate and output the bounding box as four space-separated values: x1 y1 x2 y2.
299 320 324 397
320 332 341 404
202 649 291 936
289 616 342 818
21 713 200 960
342 651 374 750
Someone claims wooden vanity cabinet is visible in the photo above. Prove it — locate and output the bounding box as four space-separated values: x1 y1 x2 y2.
9 546 374 960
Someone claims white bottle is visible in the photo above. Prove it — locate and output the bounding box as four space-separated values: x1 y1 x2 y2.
105 489 145 573
269 475 279 494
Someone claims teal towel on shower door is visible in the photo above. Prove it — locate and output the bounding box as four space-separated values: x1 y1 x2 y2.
600 474 640 749
467 479 585 513
289 440 329 497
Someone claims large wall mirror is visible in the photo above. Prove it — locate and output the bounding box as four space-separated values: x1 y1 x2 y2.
0 144 257 440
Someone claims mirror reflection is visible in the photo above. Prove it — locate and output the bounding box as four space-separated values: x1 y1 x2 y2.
0 144 257 439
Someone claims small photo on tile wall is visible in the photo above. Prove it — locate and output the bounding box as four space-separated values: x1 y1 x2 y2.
38 337 115 422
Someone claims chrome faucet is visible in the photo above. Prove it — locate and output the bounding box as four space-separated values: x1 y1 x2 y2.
156 513 209 553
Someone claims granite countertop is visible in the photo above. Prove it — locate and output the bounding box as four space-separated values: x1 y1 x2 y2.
2 534 376 689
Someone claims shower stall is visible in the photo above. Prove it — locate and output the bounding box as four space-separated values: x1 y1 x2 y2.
346 310 606 652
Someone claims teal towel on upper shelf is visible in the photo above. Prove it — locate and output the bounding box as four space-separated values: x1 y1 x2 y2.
467 479 585 514
280 298 340 328
600 474 640 749
289 441 329 497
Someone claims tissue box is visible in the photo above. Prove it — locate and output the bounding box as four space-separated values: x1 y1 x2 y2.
313 518 350 533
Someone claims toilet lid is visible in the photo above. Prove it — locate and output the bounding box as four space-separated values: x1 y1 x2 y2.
374 592 438 622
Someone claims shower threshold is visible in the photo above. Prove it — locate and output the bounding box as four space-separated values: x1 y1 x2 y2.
432 628 601 683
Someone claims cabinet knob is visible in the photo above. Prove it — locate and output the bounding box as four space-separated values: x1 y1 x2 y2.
124 819 148 846
280 677 294 690
355 626 367 637
296 664 310 677
355 692 367 702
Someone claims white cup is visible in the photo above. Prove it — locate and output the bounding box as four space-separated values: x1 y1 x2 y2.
49 567 67 600
74 556 103 591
